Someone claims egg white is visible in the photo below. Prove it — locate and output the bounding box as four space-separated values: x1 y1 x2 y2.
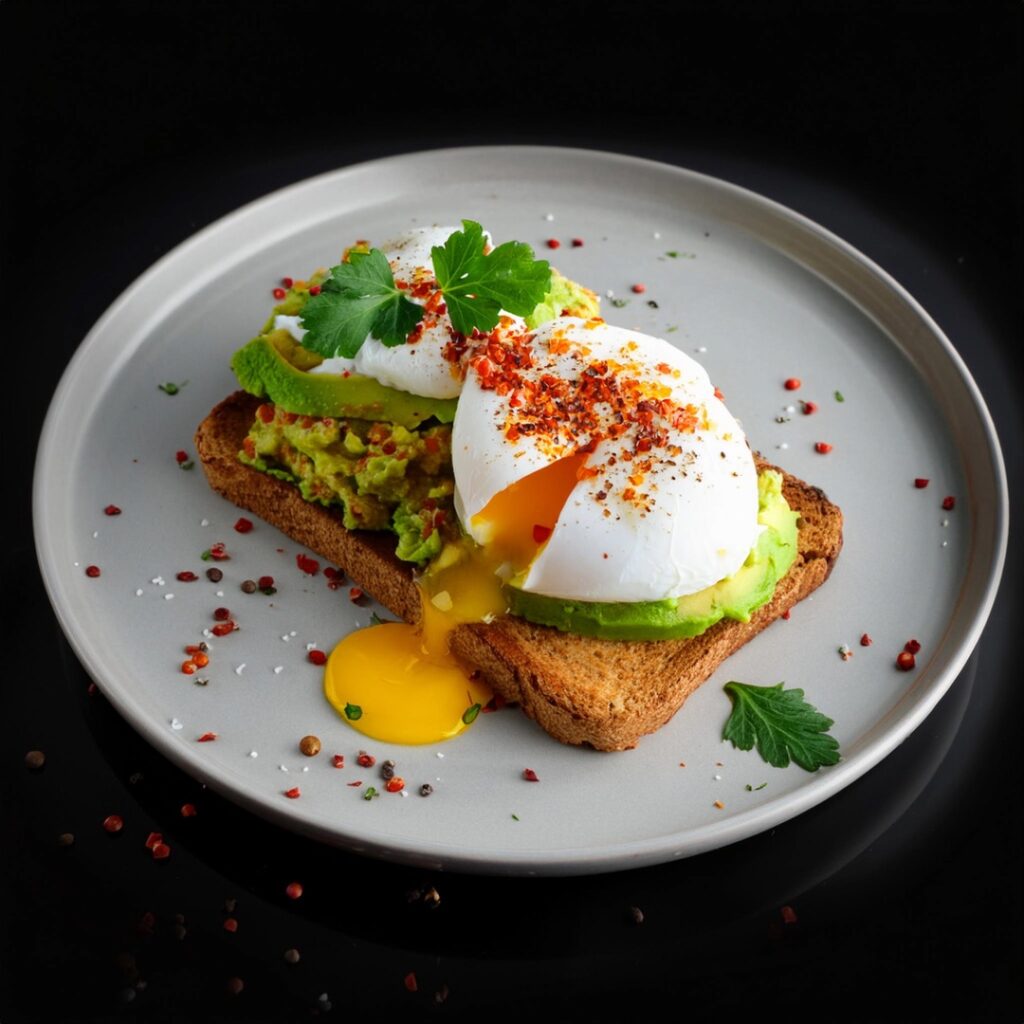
452 319 761 602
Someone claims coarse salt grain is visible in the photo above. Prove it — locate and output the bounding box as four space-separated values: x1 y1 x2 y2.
170 719 183 730
135 589 144 597
234 664 246 675
279 764 289 772
200 518 210 526
248 750 258 758
164 593 174 601
152 576 165 585
274 666 283 674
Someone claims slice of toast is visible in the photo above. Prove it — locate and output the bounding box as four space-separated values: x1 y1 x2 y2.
196 391 843 751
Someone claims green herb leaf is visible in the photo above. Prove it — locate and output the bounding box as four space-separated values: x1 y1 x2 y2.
363 786 378 800
722 681 840 772
344 703 363 721
299 249 422 358
432 220 551 336
609 297 629 308
462 703 481 725
158 380 187 395
511 813 520 821
369 612 394 626
834 390 845 402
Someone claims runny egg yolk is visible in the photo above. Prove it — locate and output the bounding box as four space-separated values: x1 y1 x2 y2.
322 452 589 744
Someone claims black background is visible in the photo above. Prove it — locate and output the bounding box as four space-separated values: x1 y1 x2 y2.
5 2 1022 1021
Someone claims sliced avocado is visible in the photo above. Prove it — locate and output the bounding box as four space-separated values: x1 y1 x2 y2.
525 269 600 328
504 471 799 641
231 332 457 429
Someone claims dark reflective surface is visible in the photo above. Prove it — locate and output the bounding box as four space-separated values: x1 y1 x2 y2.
6 4 1021 1020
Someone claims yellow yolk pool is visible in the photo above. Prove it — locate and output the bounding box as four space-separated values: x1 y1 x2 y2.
322 452 588 744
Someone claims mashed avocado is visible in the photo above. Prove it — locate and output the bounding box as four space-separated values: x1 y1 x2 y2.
240 405 456 565
503 471 799 641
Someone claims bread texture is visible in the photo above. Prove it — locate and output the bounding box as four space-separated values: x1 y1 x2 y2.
196 391 843 751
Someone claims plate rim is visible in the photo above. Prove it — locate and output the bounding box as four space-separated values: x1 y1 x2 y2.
32 145 1009 875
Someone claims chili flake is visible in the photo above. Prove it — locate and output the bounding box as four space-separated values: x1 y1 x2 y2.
197 732 218 742
296 553 320 575
404 972 418 992
784 378 801 391
104 504 122 516
914 478 930 489
85 565 101 578
545 238 561 249
281 276 294 288
272 287 286 300
801 400 818 415
571 237 584 247
223 917 239 932
630 283 647 294
942 495 956 511
102 814 124 834
904 638 922 654
180 803 198 817
522 768 540 782
152 842 171 860
308 649 327 666
860 633 873 646
233 517 254 533
284 787 301 799
176 571 198 582
385 776 405 793
896 651 916 671
814 441 833 454
175 450 189 463
285 882 303 900
331 754 345 768
356 750 375 768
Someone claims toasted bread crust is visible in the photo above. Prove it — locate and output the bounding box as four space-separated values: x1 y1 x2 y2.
196 391 843 750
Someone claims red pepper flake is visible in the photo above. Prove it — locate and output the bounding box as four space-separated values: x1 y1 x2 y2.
285 881 303 900
482 694 507 713
942 495 956 511
175 449 189 463
356 751 376 768
296 553 320 575
144 831 163 850
193 652 209 668
914 478 930 489
102 814 124 834
347 780 363 787
630 282 647 294
272 287 286 300
176 570 198 582
784 377 801 391
181 660 197 675
180 803 198 817
104 504 122 516
404 972 418 993
308 284 321 296
546 238 561 249
233 517 254 534
258 575 275 590
896 651 916 671
522 768 540 782
713 386 725 401
348 587 365 603
152 842 171 861
207 541 230 561
211 621 236 637
197 732 218 742
281 276 294 289
713 800 725 809
801 400 818 415
532 524 552 544
781 905 798 925
860 633 873 646
385 776 405 793
284 787 301 799
308 649 327 666
223 917 239 932
814 441 833 454
571 237 584 247
904 638 922 654
213 607 231 621
85 564 101 578
782 609 791 620
331 754 345 769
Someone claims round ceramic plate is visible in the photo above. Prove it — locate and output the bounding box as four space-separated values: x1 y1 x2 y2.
34 147 1007 875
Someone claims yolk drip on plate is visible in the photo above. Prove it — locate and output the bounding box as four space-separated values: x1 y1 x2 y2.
322 452 589 743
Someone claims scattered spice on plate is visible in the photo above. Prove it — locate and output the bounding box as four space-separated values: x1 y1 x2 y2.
102 814 124 834
299 735 321 756
522 768 540 782
942 495 956 510
283 787 301 799
85 564 101 578
814 441 833 454
860 633 873 646
784 377 801 391
104 504 122 515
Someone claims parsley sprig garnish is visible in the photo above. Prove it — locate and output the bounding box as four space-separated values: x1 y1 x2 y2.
296 221 550 358
722 681 840 772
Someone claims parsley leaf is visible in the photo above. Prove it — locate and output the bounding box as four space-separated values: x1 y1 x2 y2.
299 249 422 358
432 220 551 336
722 681 840 772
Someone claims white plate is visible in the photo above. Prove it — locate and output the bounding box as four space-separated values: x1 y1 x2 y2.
33 147 1007 875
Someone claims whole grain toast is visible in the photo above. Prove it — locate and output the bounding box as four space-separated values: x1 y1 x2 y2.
196 391 843 750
